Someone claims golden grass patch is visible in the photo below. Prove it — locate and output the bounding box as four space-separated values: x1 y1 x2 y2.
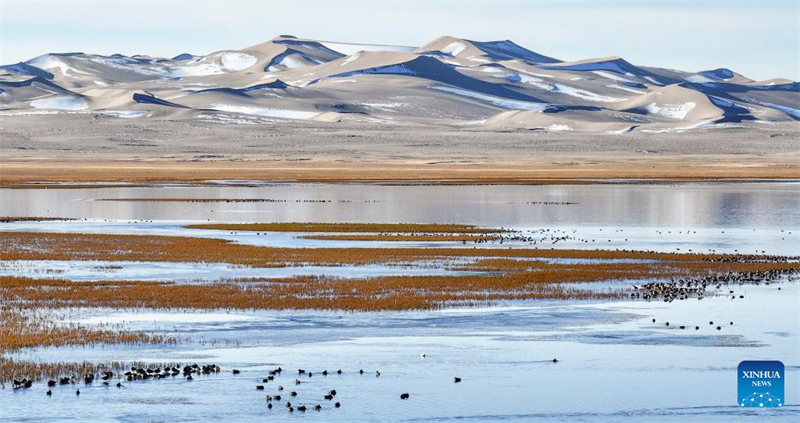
1 232 755 267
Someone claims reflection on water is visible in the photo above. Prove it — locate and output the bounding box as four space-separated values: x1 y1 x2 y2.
1 182 799 229
1 182 799 422
1 182 798 255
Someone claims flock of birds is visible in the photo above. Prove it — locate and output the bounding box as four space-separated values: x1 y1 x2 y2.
632 266 797 303
12 359 565 410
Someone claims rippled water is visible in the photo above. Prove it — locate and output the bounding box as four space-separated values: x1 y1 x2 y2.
1 182 799 422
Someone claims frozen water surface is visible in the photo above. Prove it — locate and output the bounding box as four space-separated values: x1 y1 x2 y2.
0 260 476 282
0 182 798 422
2 283 797 422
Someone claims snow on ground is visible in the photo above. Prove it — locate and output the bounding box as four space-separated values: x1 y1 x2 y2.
545 124 572 131
494 74 625 102
220 53 257 71
685 74 715 83
359 102 405 111
591 70 636 84
607 125 637 134
275 54 309 69
211 104 319 119
427 84 546 110
170 62 225 77
440 41 467 56
552 84 626 103
96 110 150 118
30 95 88 110
26 54 95 77
643 76 663 86
320 41 416 55
606 84 646 94
645 102 696 120
341 52 360 66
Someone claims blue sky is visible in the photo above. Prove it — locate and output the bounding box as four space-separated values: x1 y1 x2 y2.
1 0 797 80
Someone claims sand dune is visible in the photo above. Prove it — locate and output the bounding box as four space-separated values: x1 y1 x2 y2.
1 35 797 133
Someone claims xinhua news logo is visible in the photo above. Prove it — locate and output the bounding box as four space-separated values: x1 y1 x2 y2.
738 360 784 408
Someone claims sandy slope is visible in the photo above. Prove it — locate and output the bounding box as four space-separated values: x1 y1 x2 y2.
2 35 797 134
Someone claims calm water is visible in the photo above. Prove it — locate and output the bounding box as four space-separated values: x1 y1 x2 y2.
1 182 799 255
1 182 799 422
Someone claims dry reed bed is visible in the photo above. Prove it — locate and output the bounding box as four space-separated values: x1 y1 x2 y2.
0 307 174 352
0 271 621 313
1 232 761 267
0 301 176 383
2 233 797 382
4 257 797 312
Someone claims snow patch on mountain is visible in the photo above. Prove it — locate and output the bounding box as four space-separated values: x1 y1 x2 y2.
220 53 257 71
211 104 319 119
428 85 545 110
644 102 696 120
30 95 88 110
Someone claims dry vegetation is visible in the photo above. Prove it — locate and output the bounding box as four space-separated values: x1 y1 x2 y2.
3 260 797 313
0 307 173 352
1 231 753 267
2 229 798 383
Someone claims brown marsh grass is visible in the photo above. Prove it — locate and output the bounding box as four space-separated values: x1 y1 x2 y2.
0 306 174 353
1 232 760 267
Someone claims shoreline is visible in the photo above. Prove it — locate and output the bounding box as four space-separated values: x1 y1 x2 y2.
2 156 798 186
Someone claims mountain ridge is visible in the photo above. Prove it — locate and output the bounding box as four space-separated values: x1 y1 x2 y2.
1 35 797 133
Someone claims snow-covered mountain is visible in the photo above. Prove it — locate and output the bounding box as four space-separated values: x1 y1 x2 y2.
1 35 797 132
